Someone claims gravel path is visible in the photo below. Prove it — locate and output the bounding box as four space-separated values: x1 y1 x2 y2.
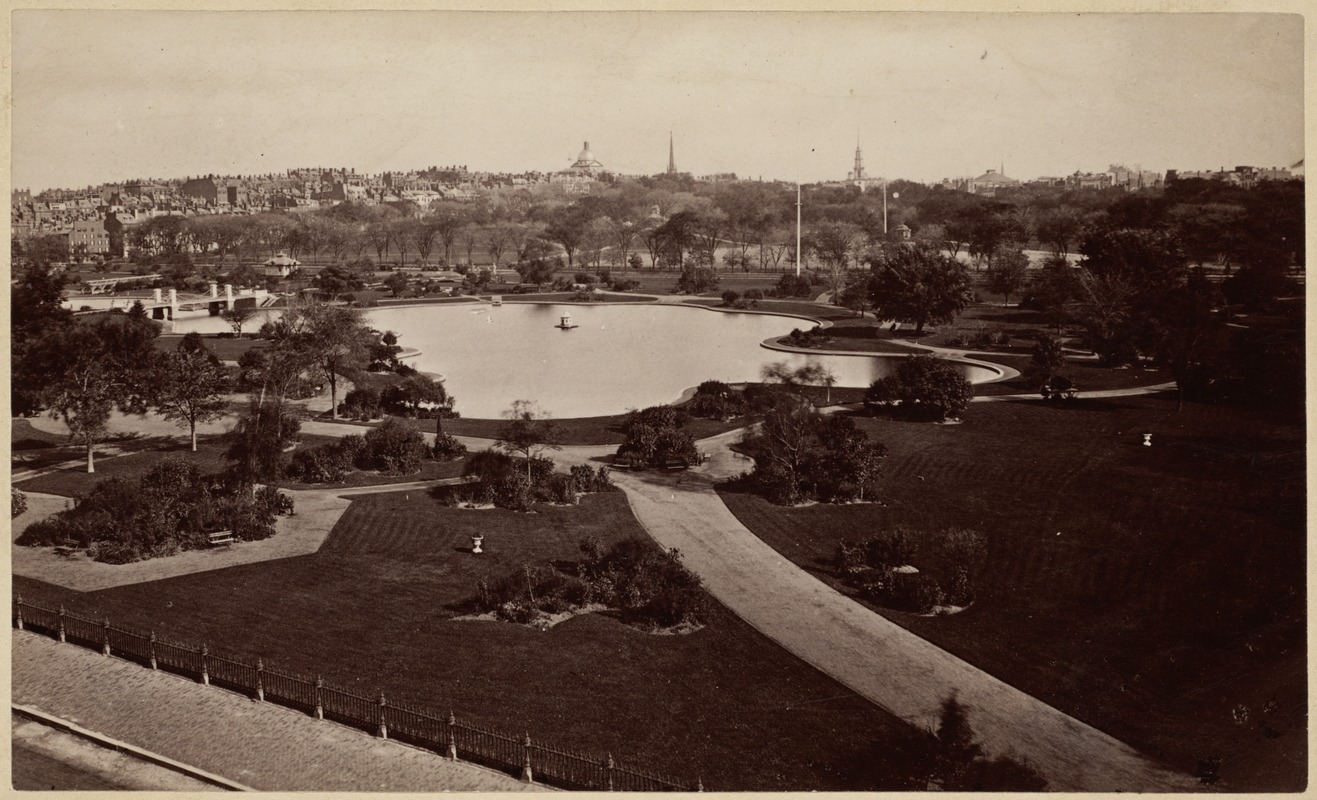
12 631 544 792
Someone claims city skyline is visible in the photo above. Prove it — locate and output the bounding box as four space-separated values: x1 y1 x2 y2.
13 11 1304 194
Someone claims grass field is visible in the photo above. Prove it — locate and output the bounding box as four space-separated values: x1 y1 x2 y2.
15 490 938 790
718 396 1305 790
322 410 747 447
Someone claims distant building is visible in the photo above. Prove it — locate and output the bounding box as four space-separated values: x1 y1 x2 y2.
967 168 1019 195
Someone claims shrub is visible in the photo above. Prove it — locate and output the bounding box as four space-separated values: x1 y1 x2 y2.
884 572 944 613
254 484 295 517
362 418 427 474
721 289 741 306
774 273 813 298
490 472 533 511
945 566 975 606
16 516 66 547
743 288 764 303
545 473 578 505
338 386 383 420
432 433 467 461
865 528 919 570
464 450 517 483
865 356 973 422
12 488 28 518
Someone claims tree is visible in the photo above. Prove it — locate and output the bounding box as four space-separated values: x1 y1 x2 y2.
675 261 719 294
384 373 451 416
221 304 256 337
809 221 863 303
36 317 161 472
985 248 1029 306
1034 207 1085 258
156 342 231 451
866 244 973 335
496 400 562 479
1025 255 1080 331
313 264 366 301
1149 271 1227 410
866 356 973 422
383 271 410 297
515 237 559 289
545 205 591 267
283 303 375 420
1025 333 1068 391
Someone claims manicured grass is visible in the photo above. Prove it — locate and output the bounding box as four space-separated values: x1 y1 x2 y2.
682 297 854 321
499 292 657 304
154 335 268 362
285 456 470 489
969 354 1173 397
320 412 746 447
16 490 937 790
718 396 1305 790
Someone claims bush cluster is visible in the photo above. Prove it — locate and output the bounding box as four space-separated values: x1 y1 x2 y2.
687 380 748 421
474 538 707 629
835 527 985 614
17 458 293 564
866 356 974 422
617 405 700 467
286 420 432 483
12 488 28 518
449 455 615 511
773 273 814 298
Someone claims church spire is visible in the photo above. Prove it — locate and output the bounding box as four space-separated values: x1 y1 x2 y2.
667 131 676 174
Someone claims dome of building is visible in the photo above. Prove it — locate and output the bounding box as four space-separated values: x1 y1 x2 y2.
577 142 594 163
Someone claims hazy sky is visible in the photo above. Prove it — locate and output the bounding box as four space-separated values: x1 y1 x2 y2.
11 11 1304 192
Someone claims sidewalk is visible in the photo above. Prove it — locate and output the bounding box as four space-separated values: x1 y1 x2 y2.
546 438 1196 793
12 631 545 792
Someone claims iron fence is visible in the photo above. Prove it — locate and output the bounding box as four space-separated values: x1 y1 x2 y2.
12 596 693 791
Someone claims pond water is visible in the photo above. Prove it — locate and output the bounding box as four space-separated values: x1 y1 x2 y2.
171 303 1001 418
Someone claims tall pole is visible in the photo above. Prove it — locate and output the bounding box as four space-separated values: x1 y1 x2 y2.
795 182 802 277
882 180 888 236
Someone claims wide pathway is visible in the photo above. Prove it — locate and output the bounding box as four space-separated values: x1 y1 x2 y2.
544 429 1195 792
12 631 544 792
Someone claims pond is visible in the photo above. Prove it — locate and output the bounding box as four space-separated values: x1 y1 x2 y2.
171 302 1002 419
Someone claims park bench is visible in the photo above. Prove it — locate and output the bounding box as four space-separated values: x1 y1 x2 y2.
663 459 691 471
207 530 236 547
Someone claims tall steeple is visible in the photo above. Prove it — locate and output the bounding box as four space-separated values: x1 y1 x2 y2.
667 131 676 174
853 139 865 182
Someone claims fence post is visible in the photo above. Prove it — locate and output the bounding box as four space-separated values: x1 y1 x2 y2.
15 594 23 631
149 631 158 670
255 658 265 702
447 711 458 761
57 605 66 643
200 644 210 685
101 618 111 656
606 753 615 791
314 676 324 720
377 692 388 739
521 733 533 784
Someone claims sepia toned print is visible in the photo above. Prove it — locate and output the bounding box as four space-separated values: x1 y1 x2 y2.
9 10 1305 792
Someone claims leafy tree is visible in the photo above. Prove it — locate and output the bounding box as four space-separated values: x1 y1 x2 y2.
1024 255 1080 331
383 373 451 416
617 405 699 467
362 418 428 474
12 489 28 518
36 316 161 472
866 244 973 334
675 261 719 294
985 248 1029 306
866 356 973 422
282 303 374 420
496 400 561 479
808 221 863 303
1025 333 1068 389
743 395 884 504
11 261 73 415
1149 271 1227 410
383 271 410 297
221 304 256 337
514 237 559 289
544 205 591 267
313 264 366 301
1034 207 1085 258
156 341 232 451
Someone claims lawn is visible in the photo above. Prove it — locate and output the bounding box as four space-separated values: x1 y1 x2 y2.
320 411 747 447
15 490 938 790
970 354 1173 397
153 334 268 362
717 395 1305 790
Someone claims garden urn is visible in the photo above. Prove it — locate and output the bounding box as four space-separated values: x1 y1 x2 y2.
471 534 484 554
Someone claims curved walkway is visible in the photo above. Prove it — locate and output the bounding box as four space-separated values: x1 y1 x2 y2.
547 430 1194 792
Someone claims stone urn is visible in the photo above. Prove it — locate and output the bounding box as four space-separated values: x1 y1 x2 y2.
1142 433 1153 447
471 534 484 554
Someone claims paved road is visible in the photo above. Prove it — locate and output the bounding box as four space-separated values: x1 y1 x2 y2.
12 716 220 791
12 631 546 792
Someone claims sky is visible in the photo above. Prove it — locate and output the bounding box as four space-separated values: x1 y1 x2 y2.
11 11 1305 192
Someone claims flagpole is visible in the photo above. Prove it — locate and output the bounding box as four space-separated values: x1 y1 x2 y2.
795 182 802 278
